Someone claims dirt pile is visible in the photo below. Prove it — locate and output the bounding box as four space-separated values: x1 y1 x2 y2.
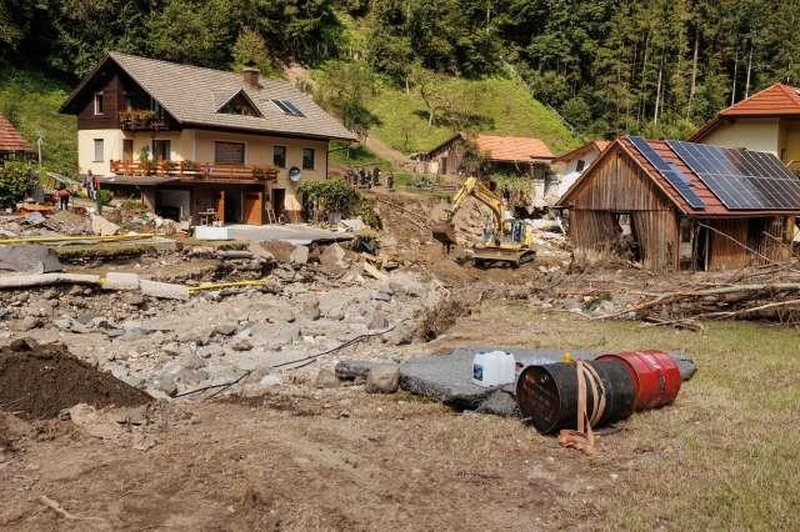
0 339 152 419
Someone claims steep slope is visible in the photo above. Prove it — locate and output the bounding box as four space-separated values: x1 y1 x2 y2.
366 76 578 155
0 71 76 175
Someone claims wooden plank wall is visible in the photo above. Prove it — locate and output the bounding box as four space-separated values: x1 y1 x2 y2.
632 210 679 272
708 217 791 270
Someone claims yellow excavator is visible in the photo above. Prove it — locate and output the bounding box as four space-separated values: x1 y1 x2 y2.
432 176 535 267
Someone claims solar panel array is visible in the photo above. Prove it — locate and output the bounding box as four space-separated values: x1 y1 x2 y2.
628 136 706 209
668 140 800 210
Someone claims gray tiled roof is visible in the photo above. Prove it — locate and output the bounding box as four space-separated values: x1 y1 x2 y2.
108 52 356 141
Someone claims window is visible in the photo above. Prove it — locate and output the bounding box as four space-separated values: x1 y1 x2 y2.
94 92 104 115
270 99 304 117
152 140 171 162
273 145 286 168
218 91 262 117
576 159 586 172
302 148 315 170
93 139 104 162
214 141 245 164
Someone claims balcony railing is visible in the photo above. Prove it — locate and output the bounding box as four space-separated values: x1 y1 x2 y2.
110 160 278 181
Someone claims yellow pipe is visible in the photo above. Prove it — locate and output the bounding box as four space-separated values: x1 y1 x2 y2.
0 233 155 245
187 279 271 293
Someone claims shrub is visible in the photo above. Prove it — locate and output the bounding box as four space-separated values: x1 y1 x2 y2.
0 159 36 208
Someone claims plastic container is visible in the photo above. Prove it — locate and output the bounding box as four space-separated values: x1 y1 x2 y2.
472 351 516 387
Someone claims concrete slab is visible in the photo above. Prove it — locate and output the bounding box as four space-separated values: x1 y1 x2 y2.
226 224 354 245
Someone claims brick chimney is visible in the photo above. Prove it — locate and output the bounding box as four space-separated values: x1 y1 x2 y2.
242 66 261 88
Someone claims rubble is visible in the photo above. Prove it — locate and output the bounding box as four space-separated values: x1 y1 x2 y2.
0 245 62 274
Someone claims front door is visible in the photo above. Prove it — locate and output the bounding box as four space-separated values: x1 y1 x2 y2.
271 188 286 222
243 191 262 225
123 139 134 161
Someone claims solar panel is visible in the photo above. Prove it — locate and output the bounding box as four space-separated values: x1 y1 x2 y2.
628 136 706 209
668 140 800 210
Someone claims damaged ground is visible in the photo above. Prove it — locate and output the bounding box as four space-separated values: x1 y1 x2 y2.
1 192 799 529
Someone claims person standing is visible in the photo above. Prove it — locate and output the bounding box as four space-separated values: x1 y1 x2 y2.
57 186 71 210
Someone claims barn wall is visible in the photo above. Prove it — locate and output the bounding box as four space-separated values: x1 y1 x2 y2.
706 217 792 270
565 146 679 271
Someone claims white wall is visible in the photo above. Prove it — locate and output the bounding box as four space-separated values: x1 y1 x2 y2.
555 148 602 196
701 119 781 155
78 129 125 176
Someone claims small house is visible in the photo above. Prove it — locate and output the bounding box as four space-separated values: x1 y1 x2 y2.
59 52 356 224
552 140 610 197
0 113 33 163
558 136 800 272
690 83 800 170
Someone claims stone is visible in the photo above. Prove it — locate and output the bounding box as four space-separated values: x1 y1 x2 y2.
14 316 43 332
335 359 374 381
199 343 225 358
53 316 91 334
160 342 182 357
289 245 309 266
475 390 520 417
319 243 349 270
315 368 341 389
300 298 321 321
91 214 120 236
373 290 392 302
212 323 238 337
365 364 400 394
368 311 388 330
230 338 253 351
0 245 62 274
9 337 38 352
238 369 282 398
325 306 345 321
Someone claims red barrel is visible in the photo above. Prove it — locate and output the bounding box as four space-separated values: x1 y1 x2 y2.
596 350 681 411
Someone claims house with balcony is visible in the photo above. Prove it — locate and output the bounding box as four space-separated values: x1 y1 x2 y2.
690 83 800 172
60 52 356 224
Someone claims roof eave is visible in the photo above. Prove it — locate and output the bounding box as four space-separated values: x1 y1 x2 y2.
180 120 356 141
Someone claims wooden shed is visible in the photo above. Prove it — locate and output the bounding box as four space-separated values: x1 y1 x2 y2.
558 136 800 272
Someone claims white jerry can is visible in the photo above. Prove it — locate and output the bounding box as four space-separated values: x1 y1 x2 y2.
471 350 516 387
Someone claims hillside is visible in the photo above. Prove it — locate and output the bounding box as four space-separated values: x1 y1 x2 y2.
366 76 578 155
0 71 76 176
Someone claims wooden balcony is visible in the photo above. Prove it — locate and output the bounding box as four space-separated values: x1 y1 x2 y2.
110 160 278 182
118 110 171 131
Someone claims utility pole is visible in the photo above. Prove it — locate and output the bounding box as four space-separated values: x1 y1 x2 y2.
36 136 43 167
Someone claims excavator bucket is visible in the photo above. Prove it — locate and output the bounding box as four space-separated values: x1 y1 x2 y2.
431 221 457 247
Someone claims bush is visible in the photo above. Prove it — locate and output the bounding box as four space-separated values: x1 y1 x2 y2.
0 159 36 208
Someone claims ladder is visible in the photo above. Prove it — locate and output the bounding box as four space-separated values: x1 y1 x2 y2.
266 204 277 224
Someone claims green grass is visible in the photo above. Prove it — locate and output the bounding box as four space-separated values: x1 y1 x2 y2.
367 76 579 155
328 140 391 170
0 70 76 176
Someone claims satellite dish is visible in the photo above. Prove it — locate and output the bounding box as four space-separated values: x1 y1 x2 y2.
288 166 302 182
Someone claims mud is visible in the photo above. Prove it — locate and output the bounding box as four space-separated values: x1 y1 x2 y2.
0 339 152 419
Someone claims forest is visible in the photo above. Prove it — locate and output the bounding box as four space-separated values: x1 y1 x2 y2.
1 0 799 140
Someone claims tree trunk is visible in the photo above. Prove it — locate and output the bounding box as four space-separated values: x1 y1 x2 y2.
731 51 738 106
654 52 664 124
688 31 699 118
745 45 754 98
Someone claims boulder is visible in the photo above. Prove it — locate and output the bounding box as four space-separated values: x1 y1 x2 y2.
319 243 349 270
91 214 120 236
212 323 238 337
230 338 253 351
368 311 388 330
315 367 341 389
334 359 374 381
0 245 62 274
289 245 309 266
300 298 321 321
365 364 400 394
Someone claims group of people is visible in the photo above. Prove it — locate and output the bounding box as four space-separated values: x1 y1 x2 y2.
345 166 394 190
54 171 100 211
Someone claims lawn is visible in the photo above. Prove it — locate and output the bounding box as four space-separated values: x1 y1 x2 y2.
448 301 800 529
0 70 76 176
367 77 579 155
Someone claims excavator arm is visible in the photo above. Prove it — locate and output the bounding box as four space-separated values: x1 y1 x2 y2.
433 177 506 246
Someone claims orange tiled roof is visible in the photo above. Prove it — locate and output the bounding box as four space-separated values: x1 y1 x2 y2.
0 113 32 153
719 83 800 117
474 134 554 162
553 140 610 163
